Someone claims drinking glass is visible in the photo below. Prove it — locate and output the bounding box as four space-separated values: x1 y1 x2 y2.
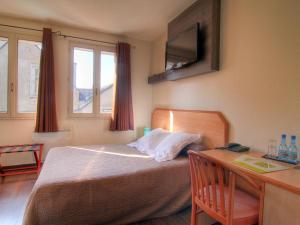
267 139 277 157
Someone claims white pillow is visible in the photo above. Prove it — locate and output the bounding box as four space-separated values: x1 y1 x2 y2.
154 132 201 162
128 128 170 157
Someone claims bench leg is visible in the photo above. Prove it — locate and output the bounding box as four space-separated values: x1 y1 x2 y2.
0 154 4 183
33 146 43 174
37 146 43 173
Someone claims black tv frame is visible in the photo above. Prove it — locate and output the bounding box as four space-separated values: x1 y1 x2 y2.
165 22 200 71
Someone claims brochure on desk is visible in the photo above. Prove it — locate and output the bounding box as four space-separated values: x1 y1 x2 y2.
233 155 289 173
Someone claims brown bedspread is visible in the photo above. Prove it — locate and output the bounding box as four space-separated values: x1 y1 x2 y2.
23 145 191 225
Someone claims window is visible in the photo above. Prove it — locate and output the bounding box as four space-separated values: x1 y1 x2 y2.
0 37 8 114
17 40 42 113
73 47 94 113
100 51 116 114
70 43 116 117
0 32 42 119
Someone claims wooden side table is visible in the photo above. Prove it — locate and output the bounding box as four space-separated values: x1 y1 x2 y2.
0 143 44 177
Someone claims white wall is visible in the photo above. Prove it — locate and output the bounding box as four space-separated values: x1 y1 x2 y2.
151 0 300 152
0 16 152 165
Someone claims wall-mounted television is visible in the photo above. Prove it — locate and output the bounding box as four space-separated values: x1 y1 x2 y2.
165 23 203 71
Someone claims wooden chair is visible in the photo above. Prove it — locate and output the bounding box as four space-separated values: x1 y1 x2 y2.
188 151 265 225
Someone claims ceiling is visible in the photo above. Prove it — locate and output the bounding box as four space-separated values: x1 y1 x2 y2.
0 0 196 41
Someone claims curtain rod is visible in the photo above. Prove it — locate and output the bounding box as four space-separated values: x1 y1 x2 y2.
0 23 117 46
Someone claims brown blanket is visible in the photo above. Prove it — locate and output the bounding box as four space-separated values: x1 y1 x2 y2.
23 145 191 225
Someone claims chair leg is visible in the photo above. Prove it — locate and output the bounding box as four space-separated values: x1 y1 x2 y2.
259 183 265 225
191 201 197 225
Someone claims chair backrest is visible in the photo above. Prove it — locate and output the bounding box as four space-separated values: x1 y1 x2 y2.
189 150 227 223
188 150 265 225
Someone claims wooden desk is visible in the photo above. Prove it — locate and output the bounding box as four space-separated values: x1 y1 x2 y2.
201 149 300 195
199 149 300 225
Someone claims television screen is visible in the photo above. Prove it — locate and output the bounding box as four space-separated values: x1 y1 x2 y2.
165 23 199 70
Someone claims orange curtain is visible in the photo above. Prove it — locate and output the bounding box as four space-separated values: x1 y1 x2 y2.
110 42 134 131
35 28 58 132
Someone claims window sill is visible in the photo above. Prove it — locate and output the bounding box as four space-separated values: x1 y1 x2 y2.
68 114 112 120
0 115 36 120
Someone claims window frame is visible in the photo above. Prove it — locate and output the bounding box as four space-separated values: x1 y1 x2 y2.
69 41 116 119
0 31 42 120
14 34 42 119
0 32 11 118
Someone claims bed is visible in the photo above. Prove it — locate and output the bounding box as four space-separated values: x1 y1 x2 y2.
23 108 228 225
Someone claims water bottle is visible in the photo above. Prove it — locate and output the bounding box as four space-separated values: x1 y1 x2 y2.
288 135 298 161
278 134 288 159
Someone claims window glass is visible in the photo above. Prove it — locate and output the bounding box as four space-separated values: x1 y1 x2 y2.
73 47 94 113
100 51 116 114
0 37 8 113
29 64 39 97
17 40 41 113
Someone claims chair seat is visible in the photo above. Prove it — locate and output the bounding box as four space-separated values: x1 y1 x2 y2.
230 188 259 225
198 186 259 225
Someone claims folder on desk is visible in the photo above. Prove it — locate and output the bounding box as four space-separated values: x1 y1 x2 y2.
233 155 288 173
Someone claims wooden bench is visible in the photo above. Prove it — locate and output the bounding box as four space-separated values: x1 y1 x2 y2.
0 143 44 177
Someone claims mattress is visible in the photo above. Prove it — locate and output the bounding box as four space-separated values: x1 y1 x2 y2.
23 144 191 225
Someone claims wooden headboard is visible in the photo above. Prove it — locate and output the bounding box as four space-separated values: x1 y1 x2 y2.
151 108 229 149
